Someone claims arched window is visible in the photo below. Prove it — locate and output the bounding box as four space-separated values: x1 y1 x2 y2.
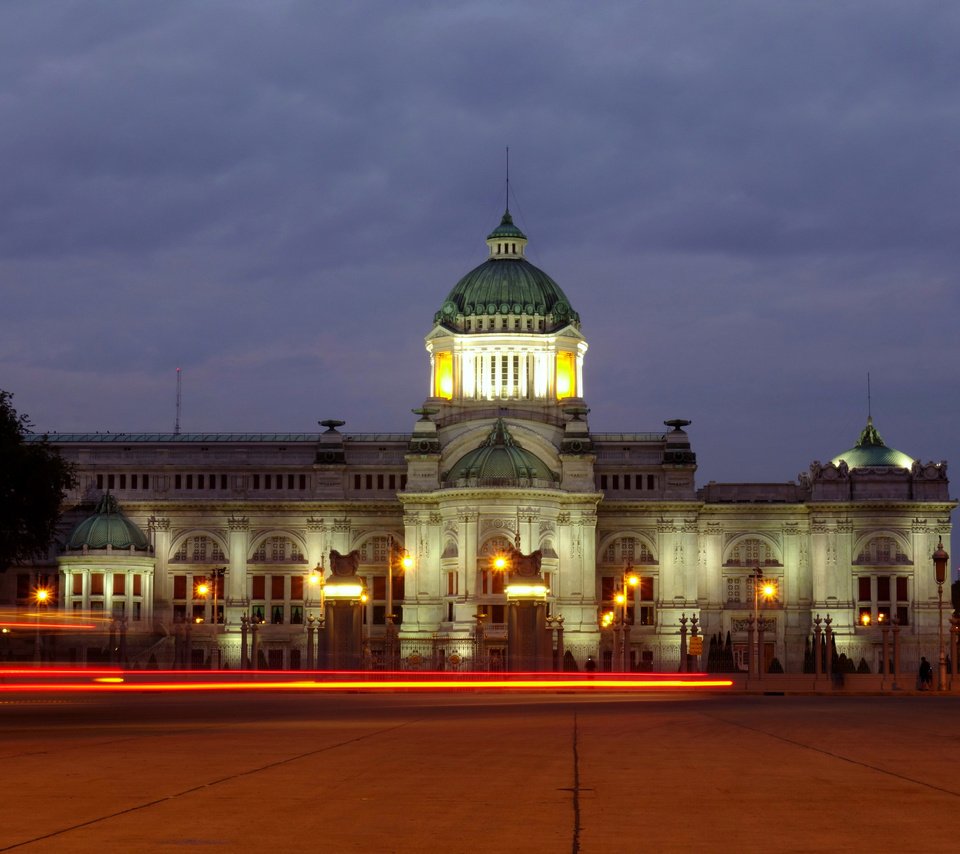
250 536 304 563
727 538 779 566
172 535 225 563
602 537 655 565
855 536 908 565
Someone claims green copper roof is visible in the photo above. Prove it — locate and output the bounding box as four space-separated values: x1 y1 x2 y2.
444 419 558 487
830 417 915 470
486 210 527 240
65 494 151 551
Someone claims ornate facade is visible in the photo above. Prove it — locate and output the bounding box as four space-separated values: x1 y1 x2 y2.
6 210 955 672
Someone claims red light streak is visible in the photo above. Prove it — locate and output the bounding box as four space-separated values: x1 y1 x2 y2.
0 667 732 693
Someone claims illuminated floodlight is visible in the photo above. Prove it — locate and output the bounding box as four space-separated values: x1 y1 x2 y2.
614 592 626 605
626 574 640 587
196 582 210 597
492 555 508 571
34 588 51 605
401 554 414 571
324 583 365 600
861 613 872 626
505 583 548 600
761 582 776 600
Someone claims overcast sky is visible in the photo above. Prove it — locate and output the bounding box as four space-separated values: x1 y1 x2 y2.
2 0 959 490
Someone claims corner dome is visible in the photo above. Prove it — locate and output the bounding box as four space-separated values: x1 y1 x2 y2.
830 417 915 470
434 210 580 333
443 419 558 487
65 494 150 551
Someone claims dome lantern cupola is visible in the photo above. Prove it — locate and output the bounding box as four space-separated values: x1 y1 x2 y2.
485 209 528 259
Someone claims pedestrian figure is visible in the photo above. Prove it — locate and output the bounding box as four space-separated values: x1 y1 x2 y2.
585 656 596 677
919 656 933 690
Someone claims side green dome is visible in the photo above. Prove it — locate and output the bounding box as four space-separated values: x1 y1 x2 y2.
444 419 558 487
66 494 150 551
830 417 915 470
434 210 580 333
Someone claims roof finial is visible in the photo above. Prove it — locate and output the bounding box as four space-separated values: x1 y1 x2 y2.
867 371 872 423
505 145 510 213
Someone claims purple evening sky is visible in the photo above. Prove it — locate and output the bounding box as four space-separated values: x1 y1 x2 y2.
2 1 959 502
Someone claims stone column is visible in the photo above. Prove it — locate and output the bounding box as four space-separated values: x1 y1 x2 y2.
226 516 250 626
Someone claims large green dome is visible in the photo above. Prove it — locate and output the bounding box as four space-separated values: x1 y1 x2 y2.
434 211 580 333
830 417 914 470
444 420 558 487
65 494 150 551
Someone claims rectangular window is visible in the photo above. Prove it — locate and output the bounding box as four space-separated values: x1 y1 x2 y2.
251 604 265 622
354 474 361 489
290 576 304 600
600 475 608 489
133 602 142 621
97 474 104 490
401 475 407 489
373 576 386 599
377 474 384 489
186 474 193 489
896 576 908 601
366 474 373 489
858 577 871 601
197 474 204 489
647 475 656 490
271 605 284 625
251 575 265 599
113 575 125 595
175 474 182 490
447 572 457 595
108 474 115 490
264 474 271 489
612 475 619 490
119 474 126 489
133 574 142 596
623 475 631 490
389 474 396 489
271 575 285 599
220 474 227 490
290 605 303 624
143 474 149 489
877 577 891 601
131 474 138 490
91 573 104 596
173 575 187 599
299 474 306 490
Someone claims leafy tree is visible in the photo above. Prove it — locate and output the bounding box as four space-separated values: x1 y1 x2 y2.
0 390 75 572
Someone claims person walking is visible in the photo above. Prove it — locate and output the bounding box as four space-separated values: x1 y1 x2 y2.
919 656 933 690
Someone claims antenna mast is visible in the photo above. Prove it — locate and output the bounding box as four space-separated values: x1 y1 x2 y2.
867 372 872 420
175 368 182 435
505 145 510 211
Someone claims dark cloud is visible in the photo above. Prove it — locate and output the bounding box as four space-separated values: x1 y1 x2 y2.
1 0 959 497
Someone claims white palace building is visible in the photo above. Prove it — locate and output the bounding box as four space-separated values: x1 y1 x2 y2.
7 209 956 673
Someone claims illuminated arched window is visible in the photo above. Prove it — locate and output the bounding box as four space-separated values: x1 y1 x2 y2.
855 536 908 565
250 536 304 563
602 537 655 565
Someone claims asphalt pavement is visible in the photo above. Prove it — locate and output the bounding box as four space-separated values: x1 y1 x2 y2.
1 691 957 853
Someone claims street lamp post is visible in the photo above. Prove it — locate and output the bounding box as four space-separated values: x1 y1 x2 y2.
932 538 949 691
386 539 413 669
751 567 777 678
33 586 50 664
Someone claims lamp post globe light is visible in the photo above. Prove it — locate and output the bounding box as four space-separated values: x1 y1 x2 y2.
33 586 50 664
932 538 949 691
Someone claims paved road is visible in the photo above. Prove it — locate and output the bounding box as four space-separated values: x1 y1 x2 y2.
1 691 958 852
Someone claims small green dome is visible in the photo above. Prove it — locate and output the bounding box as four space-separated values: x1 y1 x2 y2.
66 494 150 551
444 419 558 487
434 210 580 333
830 417 915 470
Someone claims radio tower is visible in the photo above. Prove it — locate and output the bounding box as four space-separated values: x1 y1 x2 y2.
174 367 182 435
